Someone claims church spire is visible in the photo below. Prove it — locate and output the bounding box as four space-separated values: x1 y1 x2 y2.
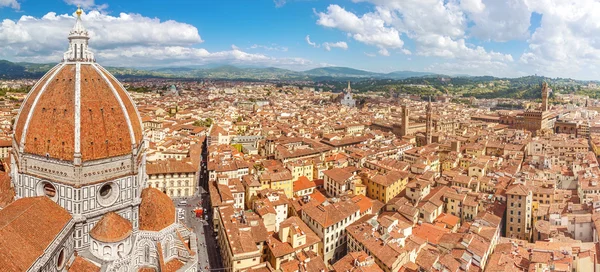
64 6 95 62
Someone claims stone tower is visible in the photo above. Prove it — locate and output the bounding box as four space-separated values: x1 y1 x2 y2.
541 82 549 112
400 105 409 137
426 97 432 145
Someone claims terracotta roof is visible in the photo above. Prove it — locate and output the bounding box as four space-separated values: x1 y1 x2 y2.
0 171 14 209
90 212 132 243
14 63 143 162
302 199 360 228
68 256 100 272
293 176 316 192
0 197 72 271
412 223 451 245
323 167 354 184
332 251 384 272
163 259 184 272
506 184 529 196
139 188 175 231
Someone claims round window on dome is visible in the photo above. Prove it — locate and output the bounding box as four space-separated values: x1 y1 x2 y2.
97 182 119 207
36 181 58 201
43 183 56 197
100 184 111 198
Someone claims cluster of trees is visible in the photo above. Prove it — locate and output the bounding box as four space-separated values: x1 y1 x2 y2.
126 86 153 93
193 118 213 127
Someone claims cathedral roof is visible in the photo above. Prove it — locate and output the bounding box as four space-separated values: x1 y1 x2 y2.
139 188 176 231
0 197 72 271
68 255 100 272
12 11 143 163
90 212 132 243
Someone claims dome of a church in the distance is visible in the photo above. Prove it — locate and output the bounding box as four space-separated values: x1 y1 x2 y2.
12 10 143 165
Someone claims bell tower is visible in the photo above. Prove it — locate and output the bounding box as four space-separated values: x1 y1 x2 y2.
426 97 432 145
541 82 549 112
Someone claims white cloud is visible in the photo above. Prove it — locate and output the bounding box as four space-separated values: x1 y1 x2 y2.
323 41 348 51
64 0 107 11
0 10 317 69
0 0 20 9
316 1 515 70
316 4 404 50
517 0 600 79
305 35 319 48
466 0 531 42
250 44 288 52
460 0 485 13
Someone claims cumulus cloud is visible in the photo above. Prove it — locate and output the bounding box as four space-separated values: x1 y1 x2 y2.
316 5 404 51
517 0 600 79
0 10 316 69
465 0 531 42
0 0 20 9
315 1 515 72
323 41 348 51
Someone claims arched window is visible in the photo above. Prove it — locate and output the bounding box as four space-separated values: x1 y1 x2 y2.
103 246 111 257
117 243 124 255
92 241 98 251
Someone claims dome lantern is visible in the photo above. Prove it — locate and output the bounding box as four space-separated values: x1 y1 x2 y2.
64 6 94 62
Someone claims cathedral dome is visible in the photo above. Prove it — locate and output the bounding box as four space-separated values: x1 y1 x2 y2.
139 188 175 231
12 13 143 164
90 212 132 243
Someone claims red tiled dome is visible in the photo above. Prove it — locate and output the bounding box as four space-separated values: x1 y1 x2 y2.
139 188 176 231
13 62 143 162
90 212 132 243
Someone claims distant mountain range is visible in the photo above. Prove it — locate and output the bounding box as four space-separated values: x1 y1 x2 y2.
0 60 442 81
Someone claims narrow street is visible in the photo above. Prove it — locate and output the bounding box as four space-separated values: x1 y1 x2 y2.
173 186 223 272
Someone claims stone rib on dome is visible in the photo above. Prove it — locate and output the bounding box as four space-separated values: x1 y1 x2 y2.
90 212 132 243
139 188 175 231
13 62 143 162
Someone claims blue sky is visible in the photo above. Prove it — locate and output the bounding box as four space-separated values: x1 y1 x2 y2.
1 0 600 79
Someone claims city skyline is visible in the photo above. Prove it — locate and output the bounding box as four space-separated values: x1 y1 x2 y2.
1 0 600 80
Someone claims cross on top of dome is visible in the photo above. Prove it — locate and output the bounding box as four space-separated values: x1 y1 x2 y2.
64 6 95 62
